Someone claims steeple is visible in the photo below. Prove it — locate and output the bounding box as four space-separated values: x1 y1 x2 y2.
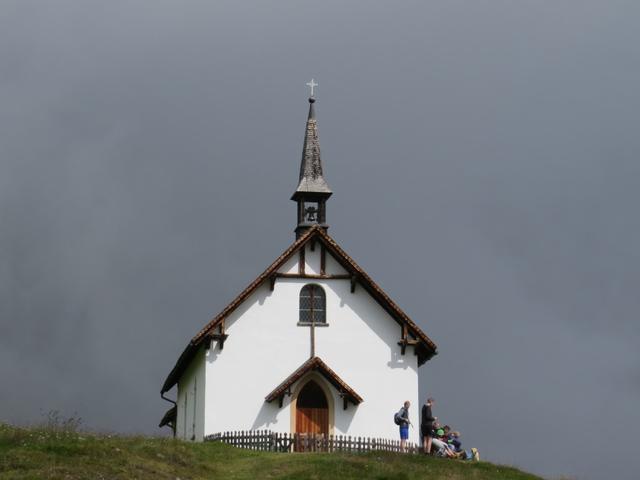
292 93 332 238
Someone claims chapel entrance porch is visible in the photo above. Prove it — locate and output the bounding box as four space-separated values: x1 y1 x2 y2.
263 356 363 448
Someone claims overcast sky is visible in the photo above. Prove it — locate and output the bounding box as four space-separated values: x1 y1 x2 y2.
1 2 639 479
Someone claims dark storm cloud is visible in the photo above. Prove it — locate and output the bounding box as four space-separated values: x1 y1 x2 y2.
1 1 639 478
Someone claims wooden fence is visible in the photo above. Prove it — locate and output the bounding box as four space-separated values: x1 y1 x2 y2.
205 430 420 454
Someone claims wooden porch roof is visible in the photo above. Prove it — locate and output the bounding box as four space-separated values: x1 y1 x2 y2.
265 356 363 407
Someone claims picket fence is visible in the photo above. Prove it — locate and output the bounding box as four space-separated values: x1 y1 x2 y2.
205 430 419 454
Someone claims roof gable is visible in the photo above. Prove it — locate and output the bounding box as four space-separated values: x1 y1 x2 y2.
276 239 348 277
161 226 437 393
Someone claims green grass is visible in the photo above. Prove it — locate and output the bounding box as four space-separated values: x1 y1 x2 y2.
0 423 542 480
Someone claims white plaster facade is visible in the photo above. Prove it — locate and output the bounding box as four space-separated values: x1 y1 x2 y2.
174 241 425 443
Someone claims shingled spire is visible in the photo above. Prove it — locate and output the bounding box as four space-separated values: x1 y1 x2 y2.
292 94 332 238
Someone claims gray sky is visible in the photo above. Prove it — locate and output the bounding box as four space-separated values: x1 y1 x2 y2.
1 1 639 479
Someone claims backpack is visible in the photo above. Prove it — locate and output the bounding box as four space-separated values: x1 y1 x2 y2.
471 448 480 461
393 409 404 425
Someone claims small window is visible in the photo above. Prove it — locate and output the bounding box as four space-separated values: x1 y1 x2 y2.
299 284 326 324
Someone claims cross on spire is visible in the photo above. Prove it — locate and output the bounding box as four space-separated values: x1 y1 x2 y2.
306 78 318 97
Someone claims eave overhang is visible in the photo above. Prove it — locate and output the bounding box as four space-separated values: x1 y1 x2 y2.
161 341 200 394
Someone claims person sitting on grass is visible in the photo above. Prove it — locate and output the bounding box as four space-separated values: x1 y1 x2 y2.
430 425 456 458
447 430 462 453
445 430 480 461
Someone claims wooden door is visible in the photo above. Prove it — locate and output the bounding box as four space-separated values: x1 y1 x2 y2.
296 406 328 434
295 380 328 435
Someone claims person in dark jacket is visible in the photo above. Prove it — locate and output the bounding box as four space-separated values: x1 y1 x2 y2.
421 397 436 454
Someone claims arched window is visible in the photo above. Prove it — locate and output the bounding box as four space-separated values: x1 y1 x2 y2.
299 284 326 324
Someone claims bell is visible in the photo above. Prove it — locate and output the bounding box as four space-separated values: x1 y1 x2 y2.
305 206 318 222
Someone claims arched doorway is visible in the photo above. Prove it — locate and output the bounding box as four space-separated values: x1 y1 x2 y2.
295 380 329 435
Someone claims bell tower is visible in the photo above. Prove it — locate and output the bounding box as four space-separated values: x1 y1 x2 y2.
291 85 332 238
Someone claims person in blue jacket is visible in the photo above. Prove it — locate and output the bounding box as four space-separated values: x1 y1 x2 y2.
396 401 411 452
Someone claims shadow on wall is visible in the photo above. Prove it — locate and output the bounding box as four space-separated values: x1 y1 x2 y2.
251 400 281 430
206 343 222 362
206 285 273 357
387 349 412 369
334 402 358 433
335 284 417 371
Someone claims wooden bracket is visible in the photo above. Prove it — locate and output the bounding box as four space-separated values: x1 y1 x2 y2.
269 274 277 291
211 333 228 349
275 272 350 280
397 338 419 355
397 324 419 355
338 390 349 410
338 391 349 410
278 387 292 408
350 275 357 293
320 245 326 275
299 247 306 275
210 319 228 349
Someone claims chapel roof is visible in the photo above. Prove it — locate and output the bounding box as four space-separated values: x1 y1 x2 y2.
160 225 438 394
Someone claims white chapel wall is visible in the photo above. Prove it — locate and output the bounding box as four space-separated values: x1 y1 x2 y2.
203 281 310 437
201 246 422 443
280 253 299 274
304 242 321 274
176 347 206 441
323 247 347 275
313 275 420 441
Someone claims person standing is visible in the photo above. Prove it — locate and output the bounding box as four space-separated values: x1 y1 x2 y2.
421 397 436 454
396 400 411 452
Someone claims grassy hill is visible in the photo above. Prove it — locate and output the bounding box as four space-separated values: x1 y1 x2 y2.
0 422 542 480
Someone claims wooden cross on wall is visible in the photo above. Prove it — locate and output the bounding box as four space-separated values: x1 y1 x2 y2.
308 314 316 358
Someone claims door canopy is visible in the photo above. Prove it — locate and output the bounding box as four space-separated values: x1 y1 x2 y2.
265 356 363 410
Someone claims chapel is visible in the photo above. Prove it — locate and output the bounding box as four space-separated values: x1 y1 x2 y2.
159 89 438 442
